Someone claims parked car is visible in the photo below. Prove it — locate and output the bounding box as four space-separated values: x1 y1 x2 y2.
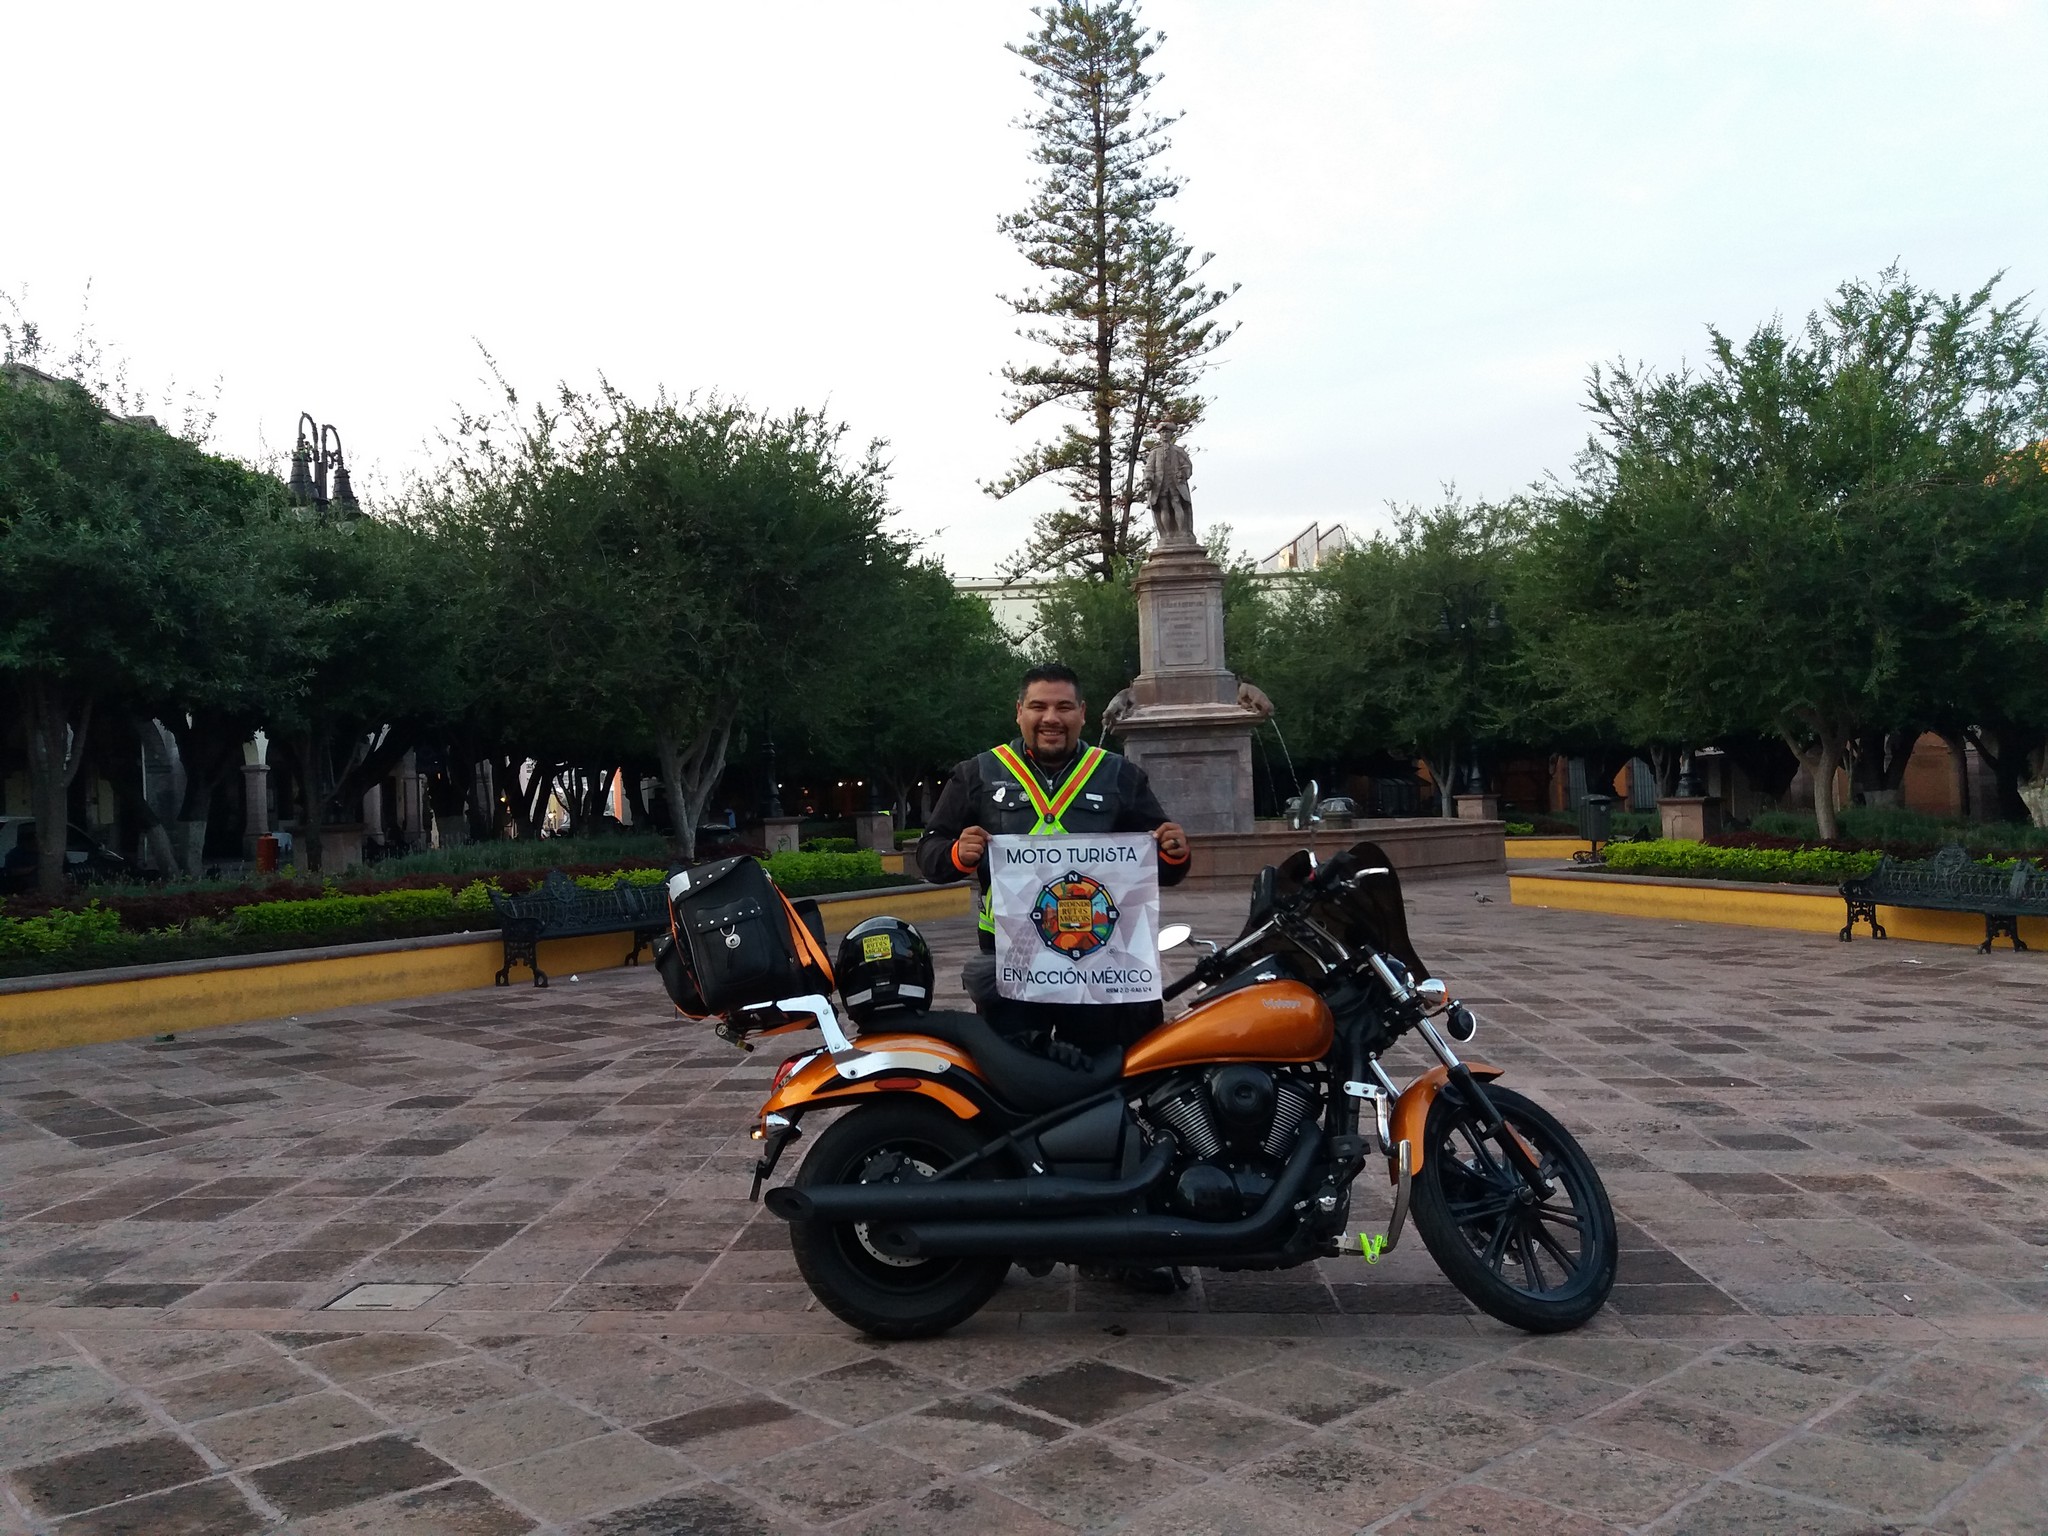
0 817 136 893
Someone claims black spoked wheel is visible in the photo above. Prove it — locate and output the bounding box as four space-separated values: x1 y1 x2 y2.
787 1100 1010 1339
1410 1084 1616 1332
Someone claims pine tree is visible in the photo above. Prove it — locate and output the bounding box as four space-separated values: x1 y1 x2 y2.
988 0 1235 581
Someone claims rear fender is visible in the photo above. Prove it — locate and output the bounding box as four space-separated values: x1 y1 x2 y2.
757 1032 992 1124
1388 1062 1504 1178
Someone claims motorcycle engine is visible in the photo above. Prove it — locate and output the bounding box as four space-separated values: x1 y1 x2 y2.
1145 1067 1321 1219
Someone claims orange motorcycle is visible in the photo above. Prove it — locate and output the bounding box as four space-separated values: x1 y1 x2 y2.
665 819 1616 1339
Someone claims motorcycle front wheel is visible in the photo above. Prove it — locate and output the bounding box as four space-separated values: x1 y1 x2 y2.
1410 1084 1616 1332
787 1100 1012 1339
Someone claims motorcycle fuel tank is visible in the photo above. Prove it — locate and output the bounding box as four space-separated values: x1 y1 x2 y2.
1123 979 1335 1075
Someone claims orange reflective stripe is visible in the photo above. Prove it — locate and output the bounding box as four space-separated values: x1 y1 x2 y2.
1044 746 1106 824
988 743 1106 835
988 743 1056 824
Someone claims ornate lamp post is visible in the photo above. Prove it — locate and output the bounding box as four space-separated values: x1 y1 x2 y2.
286 413 360 516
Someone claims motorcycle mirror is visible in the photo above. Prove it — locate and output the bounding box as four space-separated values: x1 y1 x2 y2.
1290 780 1322 832
1158 923 1193 952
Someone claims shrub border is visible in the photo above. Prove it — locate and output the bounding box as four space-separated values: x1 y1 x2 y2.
0 883 973 1057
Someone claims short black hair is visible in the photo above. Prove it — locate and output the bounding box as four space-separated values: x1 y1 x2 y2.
1018 662 1084 703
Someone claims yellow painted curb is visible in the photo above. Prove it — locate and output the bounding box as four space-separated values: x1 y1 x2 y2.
0 883 973 1057
1507 838 1591 860
1509 872 2048 949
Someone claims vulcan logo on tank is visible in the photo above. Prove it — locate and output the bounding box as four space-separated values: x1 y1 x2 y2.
1029 869 1120 960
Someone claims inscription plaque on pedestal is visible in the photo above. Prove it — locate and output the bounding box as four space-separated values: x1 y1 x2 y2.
1158 595 1210 668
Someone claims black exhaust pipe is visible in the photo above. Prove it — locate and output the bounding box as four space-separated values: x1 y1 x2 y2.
764 1137 1174 1224
873 1127 1323 1261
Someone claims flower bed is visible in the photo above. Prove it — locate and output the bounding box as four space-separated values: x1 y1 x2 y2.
0 850 902 979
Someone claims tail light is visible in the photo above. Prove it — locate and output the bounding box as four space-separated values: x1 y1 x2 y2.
771 1050 819 1093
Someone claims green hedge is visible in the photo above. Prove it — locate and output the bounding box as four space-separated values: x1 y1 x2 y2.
231 886 457 934
0 903 124 958
1602 839 1882 885
766 848 881 882
0 854 909 977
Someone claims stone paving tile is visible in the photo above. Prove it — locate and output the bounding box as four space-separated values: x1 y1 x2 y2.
2 876 2045 1533
286 1478 539 1535
188 1388 389 1467
245 1436 458 1519
479 1431 689 1524
45 1475 266 1535
1477 1433 1714 1525
6 1433 210 1519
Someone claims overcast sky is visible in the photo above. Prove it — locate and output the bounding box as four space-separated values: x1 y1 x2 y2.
11 1 2046 577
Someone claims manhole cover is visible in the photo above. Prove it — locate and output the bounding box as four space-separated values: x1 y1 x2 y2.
324 1283 446 1312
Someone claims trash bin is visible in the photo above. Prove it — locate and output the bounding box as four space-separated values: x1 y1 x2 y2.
256 834 280 873
1578 793 1613 848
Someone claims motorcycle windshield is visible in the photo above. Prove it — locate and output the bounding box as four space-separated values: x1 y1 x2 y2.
1337 840 1429 981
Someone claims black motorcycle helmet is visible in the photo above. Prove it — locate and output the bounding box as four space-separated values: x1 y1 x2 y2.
834 915 934 1026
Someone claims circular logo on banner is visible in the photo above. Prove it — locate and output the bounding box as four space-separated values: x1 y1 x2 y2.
1031 869 1120 959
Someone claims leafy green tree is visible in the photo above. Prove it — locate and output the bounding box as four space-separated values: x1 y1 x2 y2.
990 0 1235 580
0 368 292 893
817 559 1020 820
423 384 904 860
265 514 466 867
1255 500 1525 814
1528 270 2048 836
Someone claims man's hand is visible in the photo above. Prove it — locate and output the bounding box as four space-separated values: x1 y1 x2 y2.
953 826 990 869
1153 822 1189 862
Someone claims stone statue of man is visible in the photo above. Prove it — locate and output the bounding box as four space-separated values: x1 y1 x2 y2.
1144 422 1196 544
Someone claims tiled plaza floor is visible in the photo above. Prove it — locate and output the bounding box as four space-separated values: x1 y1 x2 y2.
2 873 2045 1534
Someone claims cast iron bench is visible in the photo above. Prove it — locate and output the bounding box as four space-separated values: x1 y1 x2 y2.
488 869 668 986
1839 843 2048 952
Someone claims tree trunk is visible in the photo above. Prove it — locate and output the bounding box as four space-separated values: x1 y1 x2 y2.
165 715 245 878
1781 722 1848 841
1940 730 1970 819
1427 747 1457 818
21 681 93 898
1850 729 1889 800
1883 729 1915 794
655 707 737 864
1965 726 2036 825
114 716 182 880
293 734 325 873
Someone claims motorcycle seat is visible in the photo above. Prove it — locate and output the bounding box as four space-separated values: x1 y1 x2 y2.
883 1009 1123 1112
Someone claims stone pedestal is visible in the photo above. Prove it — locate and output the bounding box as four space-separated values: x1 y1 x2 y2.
853 812 893 853
759 816 803 855
1455 794 1501 821
1658 796 1723 842
396 756 427 849
1115 543 1261 835
241 763 271 859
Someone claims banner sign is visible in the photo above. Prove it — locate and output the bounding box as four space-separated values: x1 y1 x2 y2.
990 832 1162 1004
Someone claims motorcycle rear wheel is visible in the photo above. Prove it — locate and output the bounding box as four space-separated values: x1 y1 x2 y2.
1410 1084 1616 1332
787 1100 1012 1339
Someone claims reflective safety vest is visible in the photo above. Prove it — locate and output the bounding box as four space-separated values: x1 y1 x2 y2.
976 742 1114 933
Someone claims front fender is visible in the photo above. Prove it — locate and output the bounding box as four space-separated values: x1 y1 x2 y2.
758 1033 992 1124
1387 1061 1502 1178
